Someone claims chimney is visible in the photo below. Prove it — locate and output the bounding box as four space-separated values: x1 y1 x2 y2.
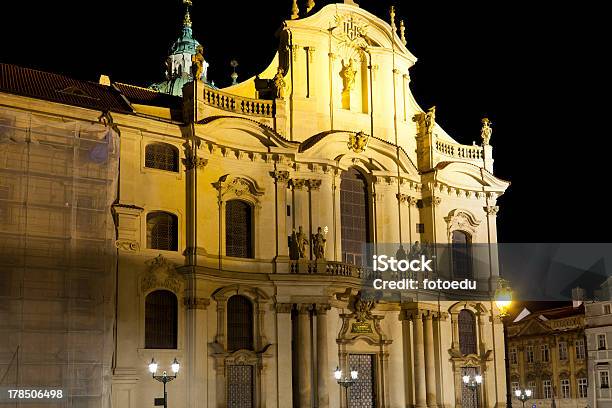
99 75 111 86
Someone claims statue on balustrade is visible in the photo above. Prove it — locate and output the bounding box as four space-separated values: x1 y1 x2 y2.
312 226 327 260
291 226 309 259
192 45 205 81
424 106 436 136
273 68 286 99
481 117 492 145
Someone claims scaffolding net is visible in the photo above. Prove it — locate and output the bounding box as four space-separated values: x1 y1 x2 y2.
0 106 118 408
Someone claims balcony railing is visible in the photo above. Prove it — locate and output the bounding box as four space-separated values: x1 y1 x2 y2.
289 260 373 279
201 86 274 118
434 137 483 160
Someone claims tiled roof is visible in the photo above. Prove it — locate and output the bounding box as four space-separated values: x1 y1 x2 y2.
0 63 133 113
114 82 182 110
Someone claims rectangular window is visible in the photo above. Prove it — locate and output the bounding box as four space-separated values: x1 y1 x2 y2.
511 382 520 394
576 339 586 360
559 341 568 361
541 344 550 362
601 371 610 389
578 378 588 398
526 346 534 363
543 380 552 399
416 223 425 234
509 348 518 365
604 304 611 314
599 334 607 350
528 380 536 398
561 379 570 398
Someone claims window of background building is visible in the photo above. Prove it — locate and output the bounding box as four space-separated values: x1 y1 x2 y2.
601 371 610 389
458 310 477 355
543 380 552 399
227 295 253 352
511 382 520 395
145 290 178 349
578 378 588 398
225 200 253 258
451 230 472 279
526 345 534 363
559 341 568 361
146 211 178 251
340 168 370 265
576 338 586 360
561 379 570 398
541 344 550 362
599 334 607 350
604 304 611 314
145 142 179 172
528 381 536 398
509 347 518 365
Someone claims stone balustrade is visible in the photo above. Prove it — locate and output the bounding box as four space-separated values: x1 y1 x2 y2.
201 86 274 117
289 260 372 279
435 137 484 160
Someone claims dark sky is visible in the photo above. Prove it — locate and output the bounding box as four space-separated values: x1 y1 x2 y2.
0 1 606 243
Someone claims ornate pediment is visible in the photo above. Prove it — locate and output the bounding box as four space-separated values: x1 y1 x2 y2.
517 319 551 337
337 292 390 345
141 254 182 293
214 175 264 204
444 209 481 236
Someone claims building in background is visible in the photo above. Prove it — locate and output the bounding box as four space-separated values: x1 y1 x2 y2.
0 1 511 407
585 279 612 408
506 304 587 408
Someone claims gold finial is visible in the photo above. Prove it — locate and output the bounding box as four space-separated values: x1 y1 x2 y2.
399 20 406 45
389 6 397 32
290 0 299 19
183 10 192 27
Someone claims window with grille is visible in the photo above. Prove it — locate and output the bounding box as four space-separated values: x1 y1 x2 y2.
458 310 477 355
227 295 253 352
541 344 550 362
509 347 518 365
145 143 179 172
526 346 534 363
528 381 536 398
601 371 610 389
511 382 520 394
225 200 253 258
559 341 568 361
561 379 570 398
452 230 472 279
543 380 552 398
145 290 178 349
340 167 370 266
348 354 376 408
578 378 588 398
147 212 178 251
227 365 254 407
576 339 585 359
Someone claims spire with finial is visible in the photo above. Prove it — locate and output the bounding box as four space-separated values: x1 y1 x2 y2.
399 20 406 45
290 0 299 19
183 0 192 27
230 60 239 85
389 6 397 33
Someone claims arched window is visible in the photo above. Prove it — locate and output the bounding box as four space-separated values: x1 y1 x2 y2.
452 230 472 279
225 200 253 258
458 309 477 355
147 212 178 251
145 290 178 349
340 167 370 265
227 295 253 351
145 143 179 172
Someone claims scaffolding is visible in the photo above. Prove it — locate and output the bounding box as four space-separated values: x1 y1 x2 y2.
0 106 118 408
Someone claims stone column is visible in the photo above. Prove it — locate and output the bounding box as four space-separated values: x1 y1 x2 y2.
276 303 294 407
184 296 210 408
423 312 438 407
316 304 330 408
412 312 427 408
298 304 313 407
272 170 290 271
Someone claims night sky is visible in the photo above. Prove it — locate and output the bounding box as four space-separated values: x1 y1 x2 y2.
1 1 606 243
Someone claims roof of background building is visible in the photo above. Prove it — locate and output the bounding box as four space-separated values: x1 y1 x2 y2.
0 63 133 113
114 82 182 110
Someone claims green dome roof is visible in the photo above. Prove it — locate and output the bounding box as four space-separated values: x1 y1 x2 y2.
170 25 200 56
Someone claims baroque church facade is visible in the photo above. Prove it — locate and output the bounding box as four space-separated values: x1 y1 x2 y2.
0 1 511 407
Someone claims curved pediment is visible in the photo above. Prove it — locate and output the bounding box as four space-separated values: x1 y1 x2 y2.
436 161 510 193
300 130 418 175
196 116 298 151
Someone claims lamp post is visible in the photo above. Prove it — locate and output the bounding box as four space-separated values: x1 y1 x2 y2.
495 278 513 408
514 388 532 408
334 366 358 407
148 358 180 408
463 374 483 407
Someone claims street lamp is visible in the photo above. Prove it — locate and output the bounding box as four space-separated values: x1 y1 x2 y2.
514 388 532 408
148 358 180 408
463 374 483 407
334 366 358 407
495 278 513 408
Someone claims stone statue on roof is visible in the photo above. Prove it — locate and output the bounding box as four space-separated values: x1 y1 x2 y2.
192 45 205 81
